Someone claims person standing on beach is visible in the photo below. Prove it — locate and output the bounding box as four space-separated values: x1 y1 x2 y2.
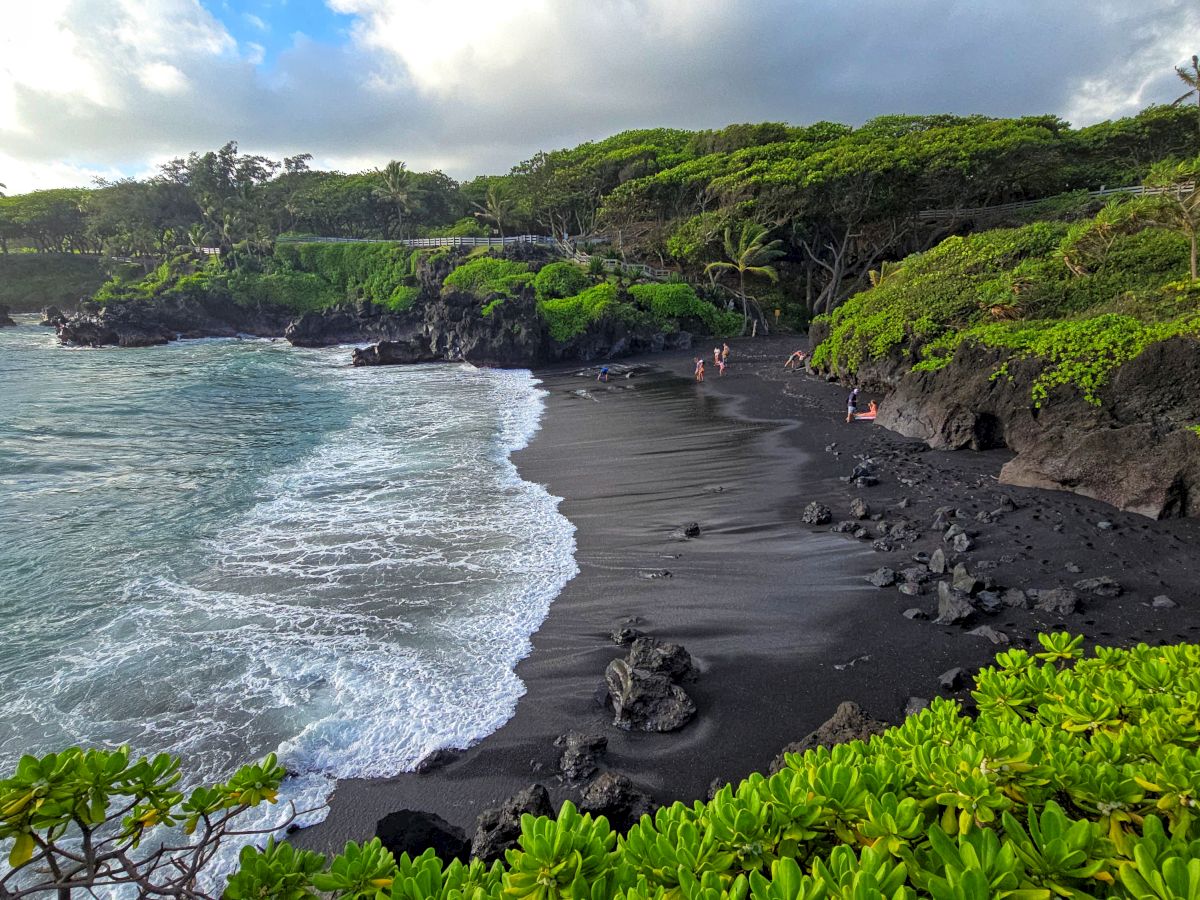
846 387 860 423
721 342 730 364
694 357 705 382
713 347 720 366
716 357 726 377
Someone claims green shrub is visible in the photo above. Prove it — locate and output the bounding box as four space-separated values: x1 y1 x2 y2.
442 256 533 299
424 217 489 238
9 636 1200 898
539 282 619 342
533 261 591 302
227 271 338 312
628 282 741 335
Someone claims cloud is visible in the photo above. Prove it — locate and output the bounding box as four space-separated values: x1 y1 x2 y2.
2 0 1198 194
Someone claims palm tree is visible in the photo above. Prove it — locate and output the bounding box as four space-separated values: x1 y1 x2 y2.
374 161 416 237
472 183 515 239
704 222 785 335
0 181 6 198
1173 54 1200 137
1141 157 1200 279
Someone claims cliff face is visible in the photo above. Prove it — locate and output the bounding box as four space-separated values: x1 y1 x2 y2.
851 338 1200 519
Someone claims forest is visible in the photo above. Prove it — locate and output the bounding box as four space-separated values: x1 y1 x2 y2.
2 104 1197 324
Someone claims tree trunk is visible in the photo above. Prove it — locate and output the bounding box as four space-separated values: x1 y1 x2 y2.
1191 231 1197 281
738 270 749 336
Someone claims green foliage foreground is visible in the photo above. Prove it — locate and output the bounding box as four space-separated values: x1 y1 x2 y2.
3 634 1200 898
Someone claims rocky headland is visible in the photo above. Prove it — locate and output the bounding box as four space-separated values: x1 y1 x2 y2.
812 319 1200 519
55 247 702 366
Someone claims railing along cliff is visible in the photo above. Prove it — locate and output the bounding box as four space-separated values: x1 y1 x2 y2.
917 182 1197 222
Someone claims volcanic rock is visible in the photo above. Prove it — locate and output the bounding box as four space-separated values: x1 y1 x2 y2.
1034 588 1080 616
1073 576 1122 598
935 582 976 625
967 625 1010 644
577 772 654 832
471 785 554 863
377 810 469 863
604 658 695 732
627 637 696 682
555 731 608 783
767 701 887 774
802 502 833 525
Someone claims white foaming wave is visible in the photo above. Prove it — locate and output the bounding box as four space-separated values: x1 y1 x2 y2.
197 364 573 862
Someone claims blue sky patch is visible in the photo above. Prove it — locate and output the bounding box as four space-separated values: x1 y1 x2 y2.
199 0 353 66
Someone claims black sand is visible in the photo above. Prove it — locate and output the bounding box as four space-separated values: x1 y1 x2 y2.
296 334 1200 852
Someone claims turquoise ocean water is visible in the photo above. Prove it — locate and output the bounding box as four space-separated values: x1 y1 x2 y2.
0 319 577 867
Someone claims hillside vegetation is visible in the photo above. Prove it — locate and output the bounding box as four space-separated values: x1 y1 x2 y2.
0 255 108 311
811 179 1200 406
6 635 1200 897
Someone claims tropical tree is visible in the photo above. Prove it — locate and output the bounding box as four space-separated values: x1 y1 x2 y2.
374 160 417 237
1172 54 1200 137
472 183 516 239
1140 156 1200 279
704 222 785 334
0 747 297 898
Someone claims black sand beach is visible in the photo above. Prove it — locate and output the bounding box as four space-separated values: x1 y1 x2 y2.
296 334 1200 853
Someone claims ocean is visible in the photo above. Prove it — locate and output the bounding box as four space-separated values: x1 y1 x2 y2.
0 319 577 873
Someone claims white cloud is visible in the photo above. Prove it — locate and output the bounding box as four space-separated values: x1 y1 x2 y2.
0 150 126 194
244 12 269 31
2 0 1199 194
139 62 189 94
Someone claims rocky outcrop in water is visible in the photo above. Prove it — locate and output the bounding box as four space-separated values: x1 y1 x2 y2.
833 335 1200 519
40 305 66 327
57 290 294 348
0 305 15 327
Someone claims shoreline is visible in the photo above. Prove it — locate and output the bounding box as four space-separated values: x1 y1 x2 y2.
293 334 1200 855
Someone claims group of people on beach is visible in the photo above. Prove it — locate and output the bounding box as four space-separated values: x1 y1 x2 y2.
694 343 731 381
845 387 878 423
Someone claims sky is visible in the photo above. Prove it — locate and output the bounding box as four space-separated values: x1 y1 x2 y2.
1 0 1198 193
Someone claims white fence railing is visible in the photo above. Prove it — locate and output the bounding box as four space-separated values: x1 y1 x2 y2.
917 183 1196 222
277 234 587 249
